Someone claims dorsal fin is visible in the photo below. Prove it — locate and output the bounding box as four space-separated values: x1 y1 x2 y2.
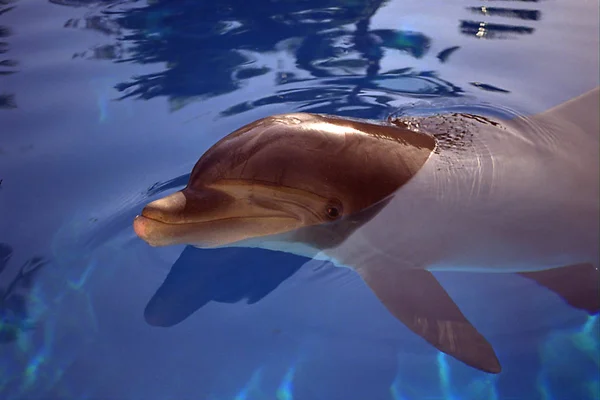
533 86 599 134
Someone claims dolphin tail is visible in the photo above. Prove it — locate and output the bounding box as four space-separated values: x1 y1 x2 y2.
518 263 600 314
357 268 501 374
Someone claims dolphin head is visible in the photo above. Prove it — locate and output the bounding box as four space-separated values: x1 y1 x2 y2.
133 113 435 249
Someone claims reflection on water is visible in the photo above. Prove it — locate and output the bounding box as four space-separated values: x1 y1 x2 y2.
467 6 540 21
470 81 510 93
0 0 17 110
436 45 460 63
0 93 15 110
107 0 426 116
461 1 541 40
46 0 549 117
49 0 553 115
461 20 534 39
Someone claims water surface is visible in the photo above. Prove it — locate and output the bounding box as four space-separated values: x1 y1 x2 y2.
1 0 599 399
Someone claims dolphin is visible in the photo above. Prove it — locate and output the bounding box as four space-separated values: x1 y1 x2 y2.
133 87 599 373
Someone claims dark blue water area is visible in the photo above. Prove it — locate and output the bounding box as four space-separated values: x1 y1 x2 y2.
0 0 599 399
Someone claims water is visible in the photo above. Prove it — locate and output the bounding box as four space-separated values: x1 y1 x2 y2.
1 0 598 398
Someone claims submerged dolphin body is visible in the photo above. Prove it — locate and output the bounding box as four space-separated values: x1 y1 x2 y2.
134 88 600 373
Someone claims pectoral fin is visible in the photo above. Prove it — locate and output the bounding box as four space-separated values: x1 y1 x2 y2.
357 268 501 373
518 263 600 314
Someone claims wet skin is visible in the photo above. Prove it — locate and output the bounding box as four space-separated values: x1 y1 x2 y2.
134 88 600 374
133 112 436 248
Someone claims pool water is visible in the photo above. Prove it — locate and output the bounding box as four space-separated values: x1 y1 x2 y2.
1 0 599 399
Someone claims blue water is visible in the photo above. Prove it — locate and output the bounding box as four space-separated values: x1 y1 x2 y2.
1 0 599 399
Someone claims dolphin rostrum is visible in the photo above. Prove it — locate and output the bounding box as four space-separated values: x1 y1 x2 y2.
134 87 600 373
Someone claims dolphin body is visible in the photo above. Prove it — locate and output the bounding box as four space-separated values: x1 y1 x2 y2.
134 87 600 373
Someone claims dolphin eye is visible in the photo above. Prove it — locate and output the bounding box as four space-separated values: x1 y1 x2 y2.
327 207 339 218
325 200 343 220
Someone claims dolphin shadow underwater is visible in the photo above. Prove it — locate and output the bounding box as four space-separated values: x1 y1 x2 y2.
134 87 600 373
144 245 307 327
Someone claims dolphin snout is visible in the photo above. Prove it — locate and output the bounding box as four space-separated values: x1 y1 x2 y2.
133 214 156 244
133 191 189 246
140 191 188 224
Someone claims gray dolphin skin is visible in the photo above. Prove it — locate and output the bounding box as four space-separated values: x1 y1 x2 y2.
133 87 599 373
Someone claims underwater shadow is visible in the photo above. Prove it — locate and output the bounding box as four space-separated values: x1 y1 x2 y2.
144 245 309 327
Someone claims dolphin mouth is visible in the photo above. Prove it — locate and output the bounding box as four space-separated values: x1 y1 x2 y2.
132 183 328 247
133 212 299 247
133 214 178 247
